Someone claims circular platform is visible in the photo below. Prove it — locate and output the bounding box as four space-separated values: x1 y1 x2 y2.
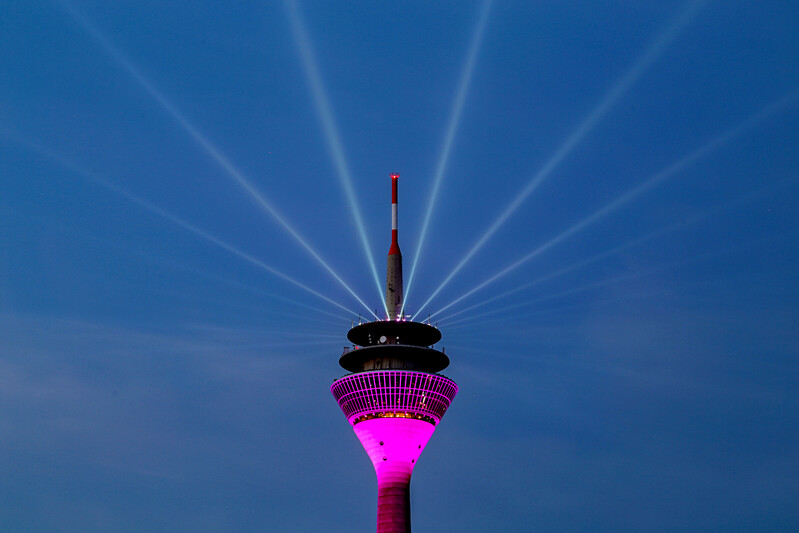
347 320 442 347
339 344 449 373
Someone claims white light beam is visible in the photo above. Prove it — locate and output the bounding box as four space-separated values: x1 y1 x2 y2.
401 0 493 316
0 129 361 318
57 0 376 318
413 0 710 319
430 90 799 319
284 0 386 315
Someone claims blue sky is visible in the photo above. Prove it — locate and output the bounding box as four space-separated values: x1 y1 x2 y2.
1 0 798 531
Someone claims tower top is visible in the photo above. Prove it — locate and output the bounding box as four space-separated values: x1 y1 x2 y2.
347 320 442 347
339 320 448 373
386 173 403 319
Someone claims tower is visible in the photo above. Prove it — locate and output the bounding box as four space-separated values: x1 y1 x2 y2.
331 173 458 532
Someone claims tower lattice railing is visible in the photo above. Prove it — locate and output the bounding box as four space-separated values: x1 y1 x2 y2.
331 370 457 425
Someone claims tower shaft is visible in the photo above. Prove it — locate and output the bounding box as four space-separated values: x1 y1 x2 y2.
353 416 437 533
377 466 411 533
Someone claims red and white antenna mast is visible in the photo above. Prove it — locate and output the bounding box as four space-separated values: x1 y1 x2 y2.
386 173 403 320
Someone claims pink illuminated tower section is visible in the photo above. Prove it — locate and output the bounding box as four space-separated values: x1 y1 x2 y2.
332 173 457 532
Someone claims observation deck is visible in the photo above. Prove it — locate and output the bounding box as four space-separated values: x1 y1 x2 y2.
331 370 457 426
347 320 441 347
333 319 457 427
339 320 449 373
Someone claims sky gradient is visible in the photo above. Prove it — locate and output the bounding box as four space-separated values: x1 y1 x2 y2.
1 1 798 531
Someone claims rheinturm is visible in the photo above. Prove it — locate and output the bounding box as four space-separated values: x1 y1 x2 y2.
331 173 458 532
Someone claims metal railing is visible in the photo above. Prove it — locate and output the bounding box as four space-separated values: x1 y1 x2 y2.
331 370 457 425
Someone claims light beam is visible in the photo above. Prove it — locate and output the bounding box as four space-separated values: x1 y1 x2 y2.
426 89 799 320
437 225 685 324
401 0 492 316
284 0 386 315
440 241 743 328
125 244 354 323
443 232 786 329
413 0 709 319
57 0 374 317
0 128 366 318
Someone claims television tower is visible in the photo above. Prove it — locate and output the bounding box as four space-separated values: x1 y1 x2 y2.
331 173 458 532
